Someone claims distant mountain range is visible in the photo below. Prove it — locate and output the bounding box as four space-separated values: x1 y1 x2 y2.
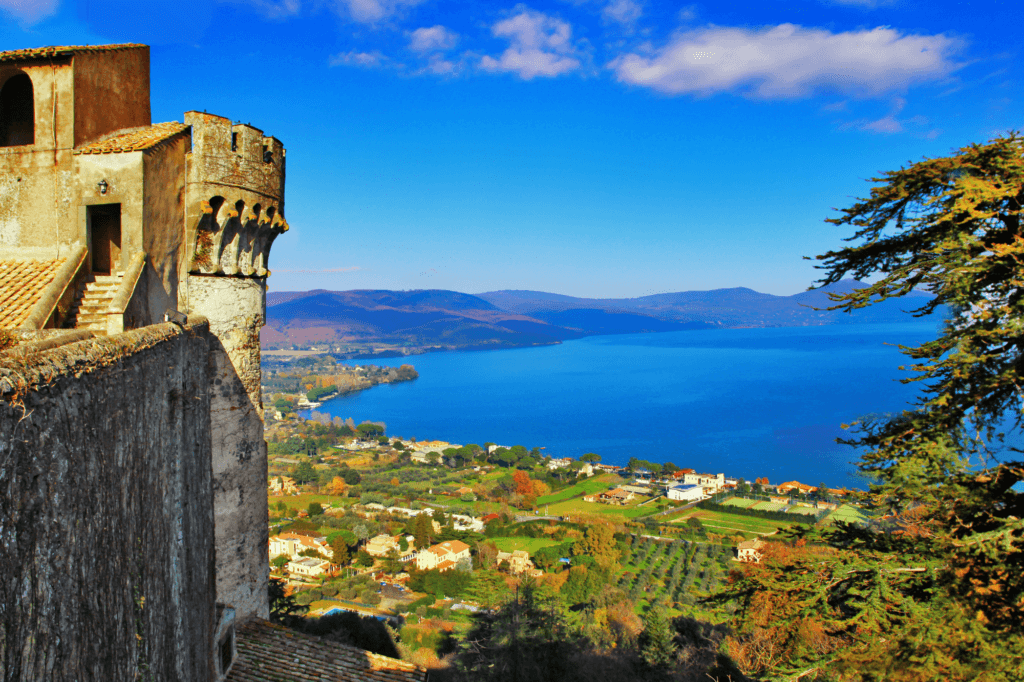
262 281 939 352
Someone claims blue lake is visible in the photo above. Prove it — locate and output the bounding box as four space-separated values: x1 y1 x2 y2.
301 321 944 489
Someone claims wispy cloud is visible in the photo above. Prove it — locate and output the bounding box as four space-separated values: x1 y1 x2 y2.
224 0 301 19
331 0 424 24
602 0 642 27
839 97 937 136
329 50 390 67
610 24 963 99
481 6 582 80
409 25 458 52
0 0 59 25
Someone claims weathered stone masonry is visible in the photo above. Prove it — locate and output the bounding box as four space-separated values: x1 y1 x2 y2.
0 322 216 681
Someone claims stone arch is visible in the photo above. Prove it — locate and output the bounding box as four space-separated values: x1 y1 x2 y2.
0 72 34 147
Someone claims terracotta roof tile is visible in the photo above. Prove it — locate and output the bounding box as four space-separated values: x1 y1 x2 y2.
227 619 427 682
0 258 65 329
0 43 146 63
74 122 189 155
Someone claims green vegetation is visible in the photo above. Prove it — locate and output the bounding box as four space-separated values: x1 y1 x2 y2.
722 133 1024 680
490 537 560 553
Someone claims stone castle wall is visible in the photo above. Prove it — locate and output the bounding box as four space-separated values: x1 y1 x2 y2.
0 321 216 681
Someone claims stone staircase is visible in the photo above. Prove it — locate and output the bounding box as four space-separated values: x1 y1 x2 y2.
66 273 123 333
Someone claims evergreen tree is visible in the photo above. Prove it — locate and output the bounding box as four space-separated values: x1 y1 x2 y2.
724 133 1024 680
638 604 677 672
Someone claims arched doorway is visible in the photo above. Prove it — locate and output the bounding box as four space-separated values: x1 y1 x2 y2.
0 73 34 147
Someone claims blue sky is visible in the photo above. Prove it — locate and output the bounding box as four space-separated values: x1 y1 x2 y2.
2 0 1021 297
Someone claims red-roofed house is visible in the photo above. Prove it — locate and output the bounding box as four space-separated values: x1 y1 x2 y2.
415 540 471 571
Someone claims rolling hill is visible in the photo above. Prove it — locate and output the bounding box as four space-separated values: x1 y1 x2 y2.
262 281 939 352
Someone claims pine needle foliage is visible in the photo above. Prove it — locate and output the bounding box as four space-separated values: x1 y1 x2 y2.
723 133 1024 681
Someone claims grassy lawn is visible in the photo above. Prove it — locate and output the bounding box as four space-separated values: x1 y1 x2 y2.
720 497 757 509
536 474 620 505
823 504 869 525
674 509 798 535
490 537 560 553
546 497 655 518
751 501 786 512
785 506 820 517
269 493 349 514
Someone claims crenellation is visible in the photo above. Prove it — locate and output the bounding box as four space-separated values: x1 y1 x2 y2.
1 43 290 680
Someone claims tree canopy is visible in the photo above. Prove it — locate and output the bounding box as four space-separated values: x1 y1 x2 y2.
724 133 1024 681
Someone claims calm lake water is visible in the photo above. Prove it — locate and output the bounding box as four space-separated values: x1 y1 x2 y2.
301 322 943 489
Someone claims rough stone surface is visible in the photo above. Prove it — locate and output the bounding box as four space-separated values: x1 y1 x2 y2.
0 321 216 681
186 276 269 621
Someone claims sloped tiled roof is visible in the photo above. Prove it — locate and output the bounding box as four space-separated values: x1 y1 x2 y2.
227 619 427 682
0 43 146 63
0 258 65 328
74 122 189 155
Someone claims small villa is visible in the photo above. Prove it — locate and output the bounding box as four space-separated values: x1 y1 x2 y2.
736 538 765 563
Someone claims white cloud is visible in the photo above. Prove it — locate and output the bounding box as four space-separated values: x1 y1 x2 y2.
418 54 458 75
409 25 458 52
603 0 641 27
329 50 389 67
480 7 581 80
610 24 962 99
332 0 423 24
0 0 58 25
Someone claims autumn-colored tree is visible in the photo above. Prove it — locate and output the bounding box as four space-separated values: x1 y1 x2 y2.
326 476 348 496
513 470 532 495
724 133 1024 680
572 524 618 568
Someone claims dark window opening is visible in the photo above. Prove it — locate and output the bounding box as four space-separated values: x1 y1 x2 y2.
0 73 35 147
208 196 225 221
88 204 122 275
219 629 234 674
262 144 272 163
231 132 238 152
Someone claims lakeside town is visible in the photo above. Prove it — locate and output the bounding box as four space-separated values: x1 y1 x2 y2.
265 408 870 669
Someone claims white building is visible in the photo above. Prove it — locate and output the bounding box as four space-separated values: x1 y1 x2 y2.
667 484 704 502
414 540 471 572
683 472 725 492
287 556 331 578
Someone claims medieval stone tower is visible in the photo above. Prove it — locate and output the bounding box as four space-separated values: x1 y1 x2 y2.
0 44 288 679
180 110 288 621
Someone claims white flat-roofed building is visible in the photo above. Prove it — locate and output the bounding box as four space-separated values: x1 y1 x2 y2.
667 484 705 502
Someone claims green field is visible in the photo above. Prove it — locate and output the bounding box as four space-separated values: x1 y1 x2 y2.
536 474 620 505
675 509 798 537
491 537 560 553
546 497 655 519
751 501 786 512
785 505 820 516
823 504 869 525
720 497 758 509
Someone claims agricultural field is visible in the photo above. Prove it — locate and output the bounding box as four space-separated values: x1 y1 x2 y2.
673 509 799 538
616 535 735 618
490 537 560 553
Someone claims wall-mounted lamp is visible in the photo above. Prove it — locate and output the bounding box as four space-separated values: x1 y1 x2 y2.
97 179 108 195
